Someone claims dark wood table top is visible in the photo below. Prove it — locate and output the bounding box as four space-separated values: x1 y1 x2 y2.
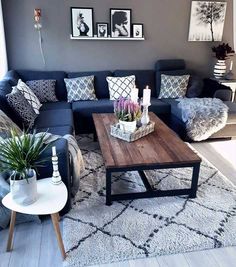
93 113 201 169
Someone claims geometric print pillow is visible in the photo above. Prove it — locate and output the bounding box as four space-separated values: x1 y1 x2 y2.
26 80 58 103
13 79 42 114
0 110 22 139
106 75 136 100
6 88 38 128
158 74 190 99
64 76 97 102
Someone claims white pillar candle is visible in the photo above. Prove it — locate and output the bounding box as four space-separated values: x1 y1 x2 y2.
130 87 139 103
143 86 151 105
230 60 233 71
52 146 57 156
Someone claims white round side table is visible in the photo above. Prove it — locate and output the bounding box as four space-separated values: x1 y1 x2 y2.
2 178 68 259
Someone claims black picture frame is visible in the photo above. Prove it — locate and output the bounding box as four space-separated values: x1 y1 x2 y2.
96 23 109 38
71 7 94 37
110 8 132 38
132 23 144 38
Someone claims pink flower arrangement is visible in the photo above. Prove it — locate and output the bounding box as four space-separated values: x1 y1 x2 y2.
114 97 142 122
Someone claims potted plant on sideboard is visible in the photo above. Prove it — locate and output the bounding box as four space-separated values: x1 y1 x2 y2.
212 43 235 79
0 130 49 206
114 97 142 133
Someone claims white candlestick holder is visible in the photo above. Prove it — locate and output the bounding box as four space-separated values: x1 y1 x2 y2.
141 104 150 126
51 155 62 185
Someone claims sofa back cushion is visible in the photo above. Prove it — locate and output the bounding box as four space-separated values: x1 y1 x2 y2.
15 71 67 101
67 71 112 99
114 70 156 97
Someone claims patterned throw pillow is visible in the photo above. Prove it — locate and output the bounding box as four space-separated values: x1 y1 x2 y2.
0 110 22 139
64 76 97 102
6 88 37 128
106 75 136 100
14 79 42 114
26 80 58 103
158 74 190 99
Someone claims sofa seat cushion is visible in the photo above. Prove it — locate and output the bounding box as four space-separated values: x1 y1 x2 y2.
72 99 114 133
161 99 182 119
224 101 236 123
150 98 171 115
67 71 112 99
16 71 67 101
114 70 156 97
35 125 74 136
40 102 71 111
34 109 74 129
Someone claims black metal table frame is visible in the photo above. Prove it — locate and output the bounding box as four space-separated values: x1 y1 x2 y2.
105 162 201 205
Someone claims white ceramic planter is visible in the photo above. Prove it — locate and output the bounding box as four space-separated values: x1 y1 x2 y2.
214 60 226 79
119 120 137 133
10 169 38 206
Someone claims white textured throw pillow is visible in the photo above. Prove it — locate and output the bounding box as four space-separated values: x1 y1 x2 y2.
158 74 190 99
107 75 136 100
14 79 42 114
64 76 97 102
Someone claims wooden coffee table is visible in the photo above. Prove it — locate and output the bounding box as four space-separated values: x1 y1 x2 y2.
93 113 201 205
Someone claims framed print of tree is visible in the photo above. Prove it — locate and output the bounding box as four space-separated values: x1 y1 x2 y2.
188 1 227 42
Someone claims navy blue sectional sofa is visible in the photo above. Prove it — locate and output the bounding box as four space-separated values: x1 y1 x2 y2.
0 59 235 213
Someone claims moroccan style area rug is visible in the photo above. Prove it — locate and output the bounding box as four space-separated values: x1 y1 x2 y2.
63 135 236 267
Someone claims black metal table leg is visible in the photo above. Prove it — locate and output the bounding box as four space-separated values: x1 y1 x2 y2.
106 170 112 206
189 163 201 198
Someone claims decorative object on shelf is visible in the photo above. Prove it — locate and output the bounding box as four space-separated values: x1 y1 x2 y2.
71 7 94 37
188 1 227 42
0 130 49 205
132 24 143 38
114 97 142 133
110 9 132 38
225 60 234 80
34 8 46 66
111 121 155 142
96 23 108 37
212 43 235 79
51 146 62 185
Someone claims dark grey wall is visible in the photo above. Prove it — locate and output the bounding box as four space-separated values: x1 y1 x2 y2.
2 0 233 76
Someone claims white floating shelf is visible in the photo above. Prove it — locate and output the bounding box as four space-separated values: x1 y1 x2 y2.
70 35 145 41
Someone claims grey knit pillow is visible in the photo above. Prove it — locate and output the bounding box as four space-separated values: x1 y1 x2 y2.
26 80 58 103
6 88 37 128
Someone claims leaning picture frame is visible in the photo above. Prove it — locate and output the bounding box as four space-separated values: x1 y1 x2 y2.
110 8 132 38
96 23 109 38
71 7 94 37
132 24 144 38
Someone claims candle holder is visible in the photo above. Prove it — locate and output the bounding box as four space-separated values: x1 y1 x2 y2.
51 150 62 185
141 104 150 126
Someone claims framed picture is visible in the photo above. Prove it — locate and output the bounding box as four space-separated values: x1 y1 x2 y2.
71 7 94 37
132 24 143 38
110 9 132 38
96 23 109 38
188 1 227 41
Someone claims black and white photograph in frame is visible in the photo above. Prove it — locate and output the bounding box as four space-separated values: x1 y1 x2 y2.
188 1 227 41
132 24 143 38
96 23 109 38
71 7 94 37
110 9 132 38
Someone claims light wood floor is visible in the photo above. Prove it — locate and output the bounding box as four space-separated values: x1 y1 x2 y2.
0 140 236 267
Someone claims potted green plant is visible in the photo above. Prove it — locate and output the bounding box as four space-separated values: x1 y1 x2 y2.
212 43 235 79
114 97 142 133
0 130 49 206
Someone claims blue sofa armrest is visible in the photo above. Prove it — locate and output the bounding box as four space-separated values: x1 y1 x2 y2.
214 89 232 101
3 70 20 86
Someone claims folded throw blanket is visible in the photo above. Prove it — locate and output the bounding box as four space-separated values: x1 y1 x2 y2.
177 98 229 141
0 133 85 229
